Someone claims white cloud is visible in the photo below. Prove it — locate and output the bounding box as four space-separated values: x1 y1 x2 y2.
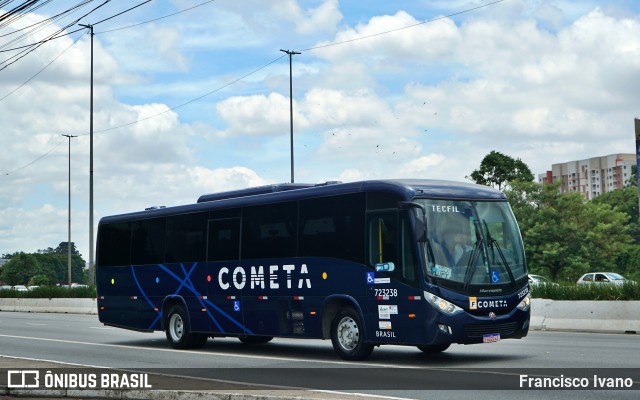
312 11 460 64
215 93 309 137
2 1 640 261
398 154 447 176
277 0 343 35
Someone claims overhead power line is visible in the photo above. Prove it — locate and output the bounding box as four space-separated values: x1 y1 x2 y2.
0 32 84 102
302 0 506 52
2 137 67 176
97 0 216 34
81 54 287 137
0 0 111 71
0 0 93 46
1 0 506 177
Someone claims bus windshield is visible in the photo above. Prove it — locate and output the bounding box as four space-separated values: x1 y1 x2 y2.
416 199 526 287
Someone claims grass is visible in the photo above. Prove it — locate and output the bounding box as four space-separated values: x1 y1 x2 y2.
0 286 96 298
531 282 640 300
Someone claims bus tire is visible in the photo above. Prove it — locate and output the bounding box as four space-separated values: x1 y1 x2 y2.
330 307 373 361
165 304 208 349
417 343 450 354
239 336 273 345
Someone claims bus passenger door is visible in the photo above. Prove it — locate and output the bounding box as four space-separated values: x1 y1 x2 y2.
206 218 247 335
365 210 423 344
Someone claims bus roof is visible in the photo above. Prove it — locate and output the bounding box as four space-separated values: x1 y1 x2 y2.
99 179 506 224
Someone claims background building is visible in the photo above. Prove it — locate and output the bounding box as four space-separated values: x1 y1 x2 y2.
538 154 636 200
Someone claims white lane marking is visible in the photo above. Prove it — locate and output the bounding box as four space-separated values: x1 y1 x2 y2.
0 353 412 399
25 323 46 326
0 333 370 367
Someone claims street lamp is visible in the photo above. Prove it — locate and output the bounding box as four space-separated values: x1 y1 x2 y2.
62 134 77 287
79 23 95 281
280 49 300 183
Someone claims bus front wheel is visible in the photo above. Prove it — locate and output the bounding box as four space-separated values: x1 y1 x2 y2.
330 307 373 361
165 304 208 349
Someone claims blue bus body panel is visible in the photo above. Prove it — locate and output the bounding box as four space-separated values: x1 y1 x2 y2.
99 179 506 226
97 179 527 348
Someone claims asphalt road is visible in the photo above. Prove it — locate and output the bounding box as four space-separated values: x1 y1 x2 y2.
1 312 639 399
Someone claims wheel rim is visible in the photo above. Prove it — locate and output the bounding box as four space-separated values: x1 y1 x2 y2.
336 316 359 351
169 313 184 342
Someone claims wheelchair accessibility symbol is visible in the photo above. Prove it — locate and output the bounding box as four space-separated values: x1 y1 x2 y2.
366 272 375 285
233 301 240 312
491 271 500 283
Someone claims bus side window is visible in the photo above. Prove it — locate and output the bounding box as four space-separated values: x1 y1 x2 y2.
165 212 207 263
207 218 241 262
298 193 365 263
242 202 298 260
97 222 131 267
131 218 165 265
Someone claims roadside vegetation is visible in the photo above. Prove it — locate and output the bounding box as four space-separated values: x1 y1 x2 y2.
1 242 87 286
530 282 640 301
0 285 96 298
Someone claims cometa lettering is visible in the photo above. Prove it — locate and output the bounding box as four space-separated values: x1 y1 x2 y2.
470 298 508 310
218 264 311 291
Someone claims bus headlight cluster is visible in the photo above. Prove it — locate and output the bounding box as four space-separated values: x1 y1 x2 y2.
517 293 531 311
425 292 463 315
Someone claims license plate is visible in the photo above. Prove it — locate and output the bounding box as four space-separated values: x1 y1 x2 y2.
483 333 500 343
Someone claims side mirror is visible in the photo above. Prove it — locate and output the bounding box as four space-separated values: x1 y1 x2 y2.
398 201 427 242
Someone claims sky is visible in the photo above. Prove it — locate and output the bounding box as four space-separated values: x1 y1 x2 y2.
1 0 639 262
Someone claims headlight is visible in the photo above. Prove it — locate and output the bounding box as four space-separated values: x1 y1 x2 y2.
517 293 531 311
425 291 463 315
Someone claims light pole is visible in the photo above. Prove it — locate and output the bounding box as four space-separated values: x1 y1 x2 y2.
280 49 300 183
635 118 640 222
62 134 77 287
79 23 95 280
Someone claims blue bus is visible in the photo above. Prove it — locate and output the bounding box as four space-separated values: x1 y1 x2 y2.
96 179 530 360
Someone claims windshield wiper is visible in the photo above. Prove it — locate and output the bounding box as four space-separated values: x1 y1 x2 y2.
463 219 487 290
483 221 516 287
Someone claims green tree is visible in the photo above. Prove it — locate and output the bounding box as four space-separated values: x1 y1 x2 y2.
581 201 632 271
468 151 534 191
36 243 86 285
1 253 42 285
592 186 639 242
506 181 633 282
29 274 51 286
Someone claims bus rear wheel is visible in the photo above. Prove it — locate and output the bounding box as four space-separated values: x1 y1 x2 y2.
417 343 450 354
330 307 373 361
165 304 208 349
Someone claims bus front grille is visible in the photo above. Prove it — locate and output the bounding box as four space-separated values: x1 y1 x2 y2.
463 322 520 337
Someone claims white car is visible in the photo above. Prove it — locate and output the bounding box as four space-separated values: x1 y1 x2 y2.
11 285 28 291
528 274 555 286
576 272 629 286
